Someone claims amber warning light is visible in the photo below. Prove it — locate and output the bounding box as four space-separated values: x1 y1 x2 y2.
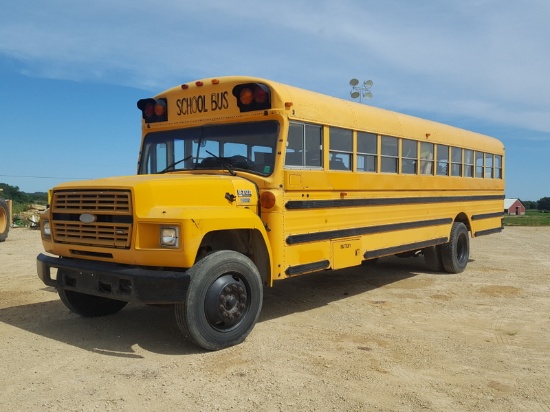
232 83 271 112
137 98 168 123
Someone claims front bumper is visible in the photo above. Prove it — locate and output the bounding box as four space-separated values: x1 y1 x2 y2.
37 253 190 304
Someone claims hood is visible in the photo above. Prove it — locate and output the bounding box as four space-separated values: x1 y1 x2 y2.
53 173 258 213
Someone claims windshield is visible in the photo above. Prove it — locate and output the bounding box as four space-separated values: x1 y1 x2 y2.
138 121 279 175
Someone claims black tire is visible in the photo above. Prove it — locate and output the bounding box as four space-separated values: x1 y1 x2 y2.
423 245 444 272
175 250 263 351
440 222 470 273
58 288 128 317
0 199 10 242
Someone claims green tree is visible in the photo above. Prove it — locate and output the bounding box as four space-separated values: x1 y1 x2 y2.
0 183 31 204
520 200 536 209
538 197 550 211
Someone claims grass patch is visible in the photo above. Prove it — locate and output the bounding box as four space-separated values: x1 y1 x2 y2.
503 210 550 226
12 202 32 215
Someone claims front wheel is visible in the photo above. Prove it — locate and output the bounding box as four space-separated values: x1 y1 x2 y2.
175 250 263 351
440 222 470 273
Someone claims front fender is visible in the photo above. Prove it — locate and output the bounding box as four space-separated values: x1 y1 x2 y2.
159 206 272 272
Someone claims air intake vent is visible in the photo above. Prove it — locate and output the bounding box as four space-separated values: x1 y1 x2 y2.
51 190 133 248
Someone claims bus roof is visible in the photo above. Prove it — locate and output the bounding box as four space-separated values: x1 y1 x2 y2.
159 76 504 154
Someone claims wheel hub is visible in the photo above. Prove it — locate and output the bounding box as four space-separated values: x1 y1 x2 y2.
457 234 468 263
205 274 248 330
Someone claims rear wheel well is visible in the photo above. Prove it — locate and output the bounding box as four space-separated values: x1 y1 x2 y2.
196 229 270 284
454 212 471 234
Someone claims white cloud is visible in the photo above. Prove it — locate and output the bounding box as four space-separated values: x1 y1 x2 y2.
1 0 549 135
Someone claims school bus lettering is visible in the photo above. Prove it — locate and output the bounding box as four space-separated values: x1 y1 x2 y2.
211 91 229 112
176 94 209 115
37 76 505 352
176 91 230 116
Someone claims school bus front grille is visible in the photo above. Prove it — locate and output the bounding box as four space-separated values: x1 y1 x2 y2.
51 190 133 248
53 190 131 213
52 222 132 248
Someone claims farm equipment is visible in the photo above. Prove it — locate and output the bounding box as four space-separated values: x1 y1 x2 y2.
0 189 10 242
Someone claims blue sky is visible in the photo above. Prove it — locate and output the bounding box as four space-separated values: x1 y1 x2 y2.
1 0 549 201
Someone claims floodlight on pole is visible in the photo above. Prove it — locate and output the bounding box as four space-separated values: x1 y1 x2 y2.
349 78 373 103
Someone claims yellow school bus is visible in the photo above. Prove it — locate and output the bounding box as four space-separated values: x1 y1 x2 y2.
37 76 504 350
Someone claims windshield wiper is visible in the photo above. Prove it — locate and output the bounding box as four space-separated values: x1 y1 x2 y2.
158 155 192 174
205 150 236 176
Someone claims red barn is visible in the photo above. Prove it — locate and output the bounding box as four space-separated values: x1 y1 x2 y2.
504 198 525 215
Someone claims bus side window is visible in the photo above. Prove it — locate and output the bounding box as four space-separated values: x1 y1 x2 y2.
464 149 474 177
475 152 484 178
329 128 352 171
451 147 462 176
494 155 503 179
420 142 434 175
436 144 449 176
401 139 418 174
484 153 493 178
285 122 322 168
305 124 322 167
381 136 398 173
357 132 378 172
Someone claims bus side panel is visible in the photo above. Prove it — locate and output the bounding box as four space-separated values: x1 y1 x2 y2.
277 190 503 277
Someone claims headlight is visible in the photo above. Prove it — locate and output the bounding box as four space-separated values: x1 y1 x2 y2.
160 226 179 248
42 219 51 238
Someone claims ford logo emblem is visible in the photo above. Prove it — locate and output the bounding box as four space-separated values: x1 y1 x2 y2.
79 213 96 224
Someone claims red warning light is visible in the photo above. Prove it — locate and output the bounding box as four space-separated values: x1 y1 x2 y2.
232 83 271 112
137 98 168 123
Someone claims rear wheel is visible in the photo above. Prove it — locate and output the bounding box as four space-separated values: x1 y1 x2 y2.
58 288 128 317
440 222 470 273
175 250 263 351
0 199 10 242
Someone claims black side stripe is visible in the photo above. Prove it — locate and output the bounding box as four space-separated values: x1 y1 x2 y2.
286 260 330 276
286 194 504 210
471 211 503 220
286 218 452 245
475 227 503 237
364 238 448 260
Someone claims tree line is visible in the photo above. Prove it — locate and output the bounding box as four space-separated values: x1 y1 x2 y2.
0 183 48 205
520 198 550 211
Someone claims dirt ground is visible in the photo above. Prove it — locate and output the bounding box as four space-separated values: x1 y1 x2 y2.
1 227 549 412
